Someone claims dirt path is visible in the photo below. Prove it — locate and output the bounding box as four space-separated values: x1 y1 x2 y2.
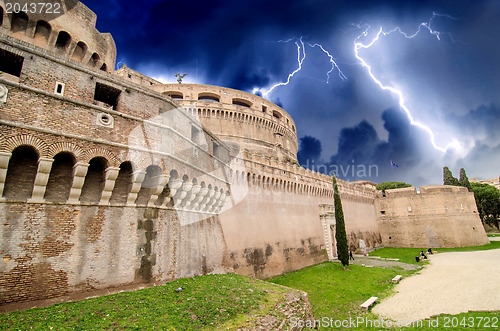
372 249 500 322
349 257 422 271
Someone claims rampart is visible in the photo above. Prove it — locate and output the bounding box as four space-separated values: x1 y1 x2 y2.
375 186 489 248
0 0 378 307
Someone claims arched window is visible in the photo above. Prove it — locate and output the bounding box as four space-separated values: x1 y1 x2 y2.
44 152 75 202
198 93 220 102
109 161 133 204
273 110 282 119
100 63 107 72
163 91 183 100
3 145 38 200
55 31 71 50
87 52 100 68
10 12 28 35
232 98 252 108
80 157 107 203
71 41 87 62
33 20 51 46
135 165 162 205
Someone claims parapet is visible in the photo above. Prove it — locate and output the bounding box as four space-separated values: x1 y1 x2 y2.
378 185 470 198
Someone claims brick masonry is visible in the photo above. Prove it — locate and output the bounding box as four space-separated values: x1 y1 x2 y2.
0 1 487 307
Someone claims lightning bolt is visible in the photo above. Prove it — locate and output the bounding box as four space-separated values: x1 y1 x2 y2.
354 12 461 153
259 38 306 97
309 43 347 82
256 38 347 97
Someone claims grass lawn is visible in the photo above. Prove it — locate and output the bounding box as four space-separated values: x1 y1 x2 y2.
369 240 500 264
269 262 417 329
269 261 500 330
0 274 290 330
2 241 499 330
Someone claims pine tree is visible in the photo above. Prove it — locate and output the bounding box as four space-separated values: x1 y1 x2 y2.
332 175 349 267
459 168 472 191
443 166 459 186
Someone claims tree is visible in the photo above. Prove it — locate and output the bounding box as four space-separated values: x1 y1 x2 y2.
375 181 412 193
459 168 472 191
332 175 349 267
470 182 500 230
443 166 459 186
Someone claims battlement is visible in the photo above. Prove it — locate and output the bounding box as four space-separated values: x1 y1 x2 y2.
378 185 469 198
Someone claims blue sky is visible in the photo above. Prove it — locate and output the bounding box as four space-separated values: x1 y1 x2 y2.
82 0 500 185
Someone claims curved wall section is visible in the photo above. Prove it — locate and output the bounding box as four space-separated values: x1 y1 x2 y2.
154 84 299 164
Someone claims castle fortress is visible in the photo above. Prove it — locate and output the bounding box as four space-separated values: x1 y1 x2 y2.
0 1 488 307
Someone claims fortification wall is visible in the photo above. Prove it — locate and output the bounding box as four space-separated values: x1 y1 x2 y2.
0 3 382 306
375 185 489 248
220 157 381 278
0 30 236 306
0 203 230 306
0 0 116 72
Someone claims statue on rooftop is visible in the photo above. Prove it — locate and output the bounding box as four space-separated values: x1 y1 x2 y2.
175 73 187 84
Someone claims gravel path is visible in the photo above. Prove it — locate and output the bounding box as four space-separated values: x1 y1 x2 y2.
372 248 500 322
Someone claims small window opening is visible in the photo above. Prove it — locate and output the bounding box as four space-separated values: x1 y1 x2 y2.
262 105 267 113
54 82 65 95
94 82 121 110
273 110 282 119
0 49 24 77
100 63 107 72
380 210 385 215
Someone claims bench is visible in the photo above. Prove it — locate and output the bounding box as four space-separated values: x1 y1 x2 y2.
392 275 402 283
360 297 378 310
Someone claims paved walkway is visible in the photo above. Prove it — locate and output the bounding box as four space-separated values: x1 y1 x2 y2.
372 248 500 322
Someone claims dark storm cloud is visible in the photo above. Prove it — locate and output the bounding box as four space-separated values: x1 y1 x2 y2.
81 0 500 184
299 107 441 184
84 0 446 86
453 104 500 143
297 136 322 166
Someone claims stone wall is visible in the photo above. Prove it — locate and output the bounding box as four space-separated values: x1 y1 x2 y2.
219 158 381 279
375 185 489 248
0 203 231 305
